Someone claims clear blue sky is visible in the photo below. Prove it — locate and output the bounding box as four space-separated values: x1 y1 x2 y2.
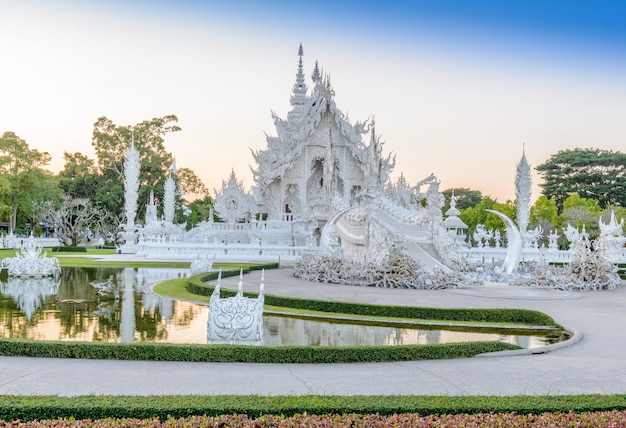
2 0 625 201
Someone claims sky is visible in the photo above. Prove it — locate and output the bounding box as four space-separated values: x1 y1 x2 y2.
2 0 625 202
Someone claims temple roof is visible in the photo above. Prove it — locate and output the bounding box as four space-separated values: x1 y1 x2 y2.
251 45 394 188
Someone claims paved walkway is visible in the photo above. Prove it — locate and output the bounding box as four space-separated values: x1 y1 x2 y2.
0 260 625 397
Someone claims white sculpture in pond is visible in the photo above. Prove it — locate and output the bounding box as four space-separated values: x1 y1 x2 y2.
0 235 61 278
207 269 264 345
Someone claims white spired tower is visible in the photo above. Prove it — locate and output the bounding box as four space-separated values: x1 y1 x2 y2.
119 131 141 253
515 145 532 236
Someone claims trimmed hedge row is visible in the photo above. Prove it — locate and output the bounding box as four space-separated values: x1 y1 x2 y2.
1 394 626 421
186 275 558 326
50 246 87 252
0 339 518 363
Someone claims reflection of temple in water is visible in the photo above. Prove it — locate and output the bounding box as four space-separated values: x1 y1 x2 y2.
0 277 59 320
135 268 189 292
0 267 548 348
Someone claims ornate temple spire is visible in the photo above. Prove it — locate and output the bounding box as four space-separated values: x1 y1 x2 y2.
170 158 178 176
312 60 321 83
515 144 532 233
288 43 308 120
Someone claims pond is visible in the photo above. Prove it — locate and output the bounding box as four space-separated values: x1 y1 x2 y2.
0 267 565 348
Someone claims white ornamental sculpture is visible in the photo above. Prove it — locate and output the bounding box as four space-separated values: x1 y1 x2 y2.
190 253 215 275
207 269 264 345
163 164 176 224
0 235 61 278
119 133 140 253
515 147 532 234
596 210 626 261
213 170 251 224
486 209 522 275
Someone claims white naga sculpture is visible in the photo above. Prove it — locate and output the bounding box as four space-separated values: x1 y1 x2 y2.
0 235 61 278
207 269 264 345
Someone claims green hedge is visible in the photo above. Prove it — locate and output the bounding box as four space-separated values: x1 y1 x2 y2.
1 394 625 421
0 339 517 363
50 246 87 252
186 276 558 326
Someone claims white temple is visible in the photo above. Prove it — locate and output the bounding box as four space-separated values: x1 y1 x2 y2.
134 44 447 264
125 45 624 289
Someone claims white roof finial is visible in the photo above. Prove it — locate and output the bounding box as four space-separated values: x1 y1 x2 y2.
290 43 308 109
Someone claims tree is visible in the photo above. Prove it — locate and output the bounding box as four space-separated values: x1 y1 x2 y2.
561 194 603 237
529 195 561 233
34 195 110 246
460 197 496 237
441 188 483 212
58 151 124 219
185 195 214 230
0 132 61 232
89 115 207 221
58 152 99 198
460 196 517 245
177 167 208 198
536 148 626 210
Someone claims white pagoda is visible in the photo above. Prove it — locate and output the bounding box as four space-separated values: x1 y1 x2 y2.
135 45 448 265
251 44 394 226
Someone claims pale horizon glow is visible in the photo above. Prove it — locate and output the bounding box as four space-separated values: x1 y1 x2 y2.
2 1 625 202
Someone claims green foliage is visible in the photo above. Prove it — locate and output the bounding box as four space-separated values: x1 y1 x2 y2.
87 115 209 224
0 131 61 231
530 195 561 230
460 197 517 238
536 147 626 209
51 246 87 253
185 195 214 230
1 394 626 421
0 338 518 364
442 188 483 211
92 115 180 221
560 194 604 238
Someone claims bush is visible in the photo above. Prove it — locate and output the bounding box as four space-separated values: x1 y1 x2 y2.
0 339 518 363
1 394 626 421
50 246 87 253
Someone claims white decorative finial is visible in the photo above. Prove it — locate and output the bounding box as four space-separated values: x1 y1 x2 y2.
289 43 308 111
312 60 320 83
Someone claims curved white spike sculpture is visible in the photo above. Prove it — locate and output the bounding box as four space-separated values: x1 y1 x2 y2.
486 209 522 275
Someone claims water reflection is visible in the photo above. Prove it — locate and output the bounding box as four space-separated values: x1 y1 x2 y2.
262 315 551 348
0 267 561 348
0 277 60 320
